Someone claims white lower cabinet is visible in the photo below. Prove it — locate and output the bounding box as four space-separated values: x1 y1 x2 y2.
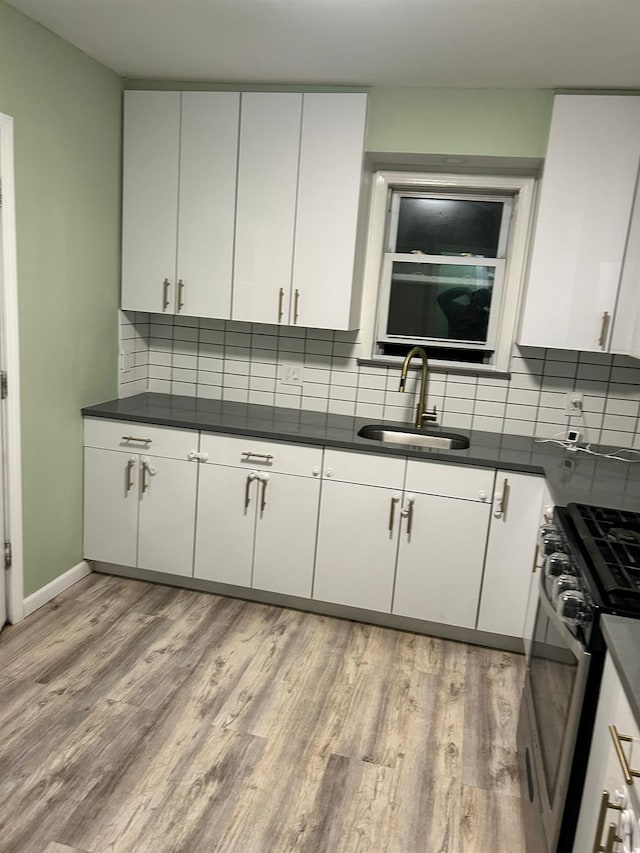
476 471 546 637
193 433 322 597
83 424 198 578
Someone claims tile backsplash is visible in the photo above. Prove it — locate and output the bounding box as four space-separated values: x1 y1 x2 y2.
120 311 640 450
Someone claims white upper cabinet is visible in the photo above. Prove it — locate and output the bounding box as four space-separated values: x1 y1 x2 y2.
292 93 368 330
121 91 240 318
232 93 302 325
519 95 640 352
122 91 181 315
610 180 640 358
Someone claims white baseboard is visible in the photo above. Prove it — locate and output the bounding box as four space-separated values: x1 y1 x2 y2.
23 561 92 617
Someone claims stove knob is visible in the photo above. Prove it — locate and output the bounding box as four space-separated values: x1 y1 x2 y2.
541 531 564 555
552 573 579 604
558 590 586 627
545 551 572 579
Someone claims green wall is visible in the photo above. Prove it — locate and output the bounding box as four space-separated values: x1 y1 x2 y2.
125 79 555 158
0 1 122 596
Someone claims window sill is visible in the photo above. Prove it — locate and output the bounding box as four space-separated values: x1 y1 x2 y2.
357 356 512 380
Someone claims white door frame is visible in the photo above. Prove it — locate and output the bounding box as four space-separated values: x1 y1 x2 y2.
0 112 24 624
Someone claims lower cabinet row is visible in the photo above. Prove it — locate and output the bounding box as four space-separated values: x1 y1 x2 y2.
83 419 545 638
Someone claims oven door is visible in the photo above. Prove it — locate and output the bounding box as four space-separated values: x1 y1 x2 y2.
521 575 592 852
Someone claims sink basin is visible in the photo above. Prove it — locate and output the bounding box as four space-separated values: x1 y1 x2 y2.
357 424 470 450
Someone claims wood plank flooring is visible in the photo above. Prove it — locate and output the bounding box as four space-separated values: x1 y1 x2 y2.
0 573 530 852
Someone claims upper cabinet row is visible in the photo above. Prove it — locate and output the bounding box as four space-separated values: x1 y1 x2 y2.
121 90 367 330
519 94 640 356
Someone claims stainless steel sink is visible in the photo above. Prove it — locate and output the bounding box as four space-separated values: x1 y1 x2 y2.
357 424 470 450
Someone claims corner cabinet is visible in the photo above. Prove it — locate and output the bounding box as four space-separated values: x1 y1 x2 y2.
120 90 367 330
121 91 240 318
519 94 640 353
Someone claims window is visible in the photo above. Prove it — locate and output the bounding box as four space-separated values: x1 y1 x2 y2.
360 171 536 373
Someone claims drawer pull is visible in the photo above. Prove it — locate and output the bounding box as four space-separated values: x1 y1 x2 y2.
259 473 269 512
401 494 415 537
278 287 285 322
177 279 185 311
593 790 623 853
122 436 152 444
141 460 149 493
388 494 400 532
241 451 274 462
609 725 640 785
294 288 300 324
163 278 171 311
598 311 611 349
245 471 257 509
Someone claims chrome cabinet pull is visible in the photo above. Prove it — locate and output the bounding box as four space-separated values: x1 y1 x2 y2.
178 279 185 311
294 289 300 324
122 435 152 444
126 458 135 492
241 451 274 462
388 494 400 532
141 460 149 493
593 791 623 853
278 287 285 322
245 471 257 509
163 278 171 311
609 725 640 784
401 495 416 537
598 311 611 348
493 478 509 518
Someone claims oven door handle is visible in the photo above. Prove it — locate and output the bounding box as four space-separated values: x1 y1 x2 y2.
536 570 591 660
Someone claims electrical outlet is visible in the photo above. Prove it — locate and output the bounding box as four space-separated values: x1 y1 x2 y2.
281 362 303 386
565 392 584 417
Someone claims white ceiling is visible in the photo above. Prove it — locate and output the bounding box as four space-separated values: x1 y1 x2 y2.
7 0 640 89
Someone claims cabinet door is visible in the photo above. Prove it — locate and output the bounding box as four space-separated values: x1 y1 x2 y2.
193 464 255 587
610 178 640 358
520 95 640 351
252 473 320 598
291 93 367 330
476 472 545 637
393 494 490 628
137 456 197 577
177 92 239 319
121 91 181 314
314 480 401 612
83 448 138 567
233 93 302 325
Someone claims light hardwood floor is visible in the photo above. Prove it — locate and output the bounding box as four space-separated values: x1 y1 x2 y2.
0 573 530 852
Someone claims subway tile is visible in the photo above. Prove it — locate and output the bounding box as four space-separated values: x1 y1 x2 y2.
328 398 356 416
150 323 174 339
505 403 538 421
248 389 275 406
223 387 248 404
225 359 250 376
503 418 535 437
303 367 331 384
607 382 640 400
199 329 225 346
150 313 174 325
251 347 278 363
440 412 473 430
174 315 199 329
173 340 198 357
249 376 276 393
445 397 474 415
172 368 197 383
358 372 387 391
134 351 149 368
538 391 566 409
198 318 226 332
543 360 578 379
577 362 611 382
251 333 278 351
531 422 563 440
303 382 330 399
472 414 505 433
279 325 306 339
250 362 278 379
581 413 604 433
600 429 638 448
173 353 197 370
474 400 506 418
171 381 197 398
610 365 640 385
198 355 224 372
509 372 543 392
304 353 333 369
333 329 361 344
515 345 546 359
197 384 223 400
355 402 385 419
475 384 508 403
148 378 171 394
382 405 411 423
120 378 149 397
173 326 199 343
149 365 171 380
227 320 252 334
578 351 614 367
225 374 249 390
602 414 638 432
197 370 223 387
331 369 358 387
357 388 385 405
446 381 477 399
507 388 540 406
333 341 361 359
305 339 333 357
385 389 413 407
306 328 334 341
301 395 329 414
536 407 569 424
279 336 305 354
275 393 302 410
225 345 251 361
546 349 578 363
604 398 640 418
540 375 574 393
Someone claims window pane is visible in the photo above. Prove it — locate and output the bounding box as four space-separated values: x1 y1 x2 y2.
395 197 504 256
386 262 495 343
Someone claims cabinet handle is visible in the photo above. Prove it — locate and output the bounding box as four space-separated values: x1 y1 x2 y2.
241 451 274 462
401 495 415 537
388 494 400 532
163 278 171 311
278 287 285 322
141 460 149 493
294 289 300 324
177 279 185 312
593 791 623 853
604 822 622 853
598 311 611 348
494 478 509 518
126 458 135 492
259 473 269 512
122 435 152 444
609 725 640 784
244 472 257 509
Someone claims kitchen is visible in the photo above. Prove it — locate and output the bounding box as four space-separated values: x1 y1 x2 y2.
2 0 640 850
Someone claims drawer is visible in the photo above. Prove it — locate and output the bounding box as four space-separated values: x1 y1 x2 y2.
200 432 323 477
405 459 495 502
323 448 406 489
84 418 199 460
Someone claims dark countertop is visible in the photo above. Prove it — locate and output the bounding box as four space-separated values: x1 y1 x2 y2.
601 615 640 727
82 393 640 511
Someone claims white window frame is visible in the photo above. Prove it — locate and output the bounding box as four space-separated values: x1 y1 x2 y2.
359 170 536 374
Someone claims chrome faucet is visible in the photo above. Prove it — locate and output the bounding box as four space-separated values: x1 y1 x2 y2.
399 346 438 429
